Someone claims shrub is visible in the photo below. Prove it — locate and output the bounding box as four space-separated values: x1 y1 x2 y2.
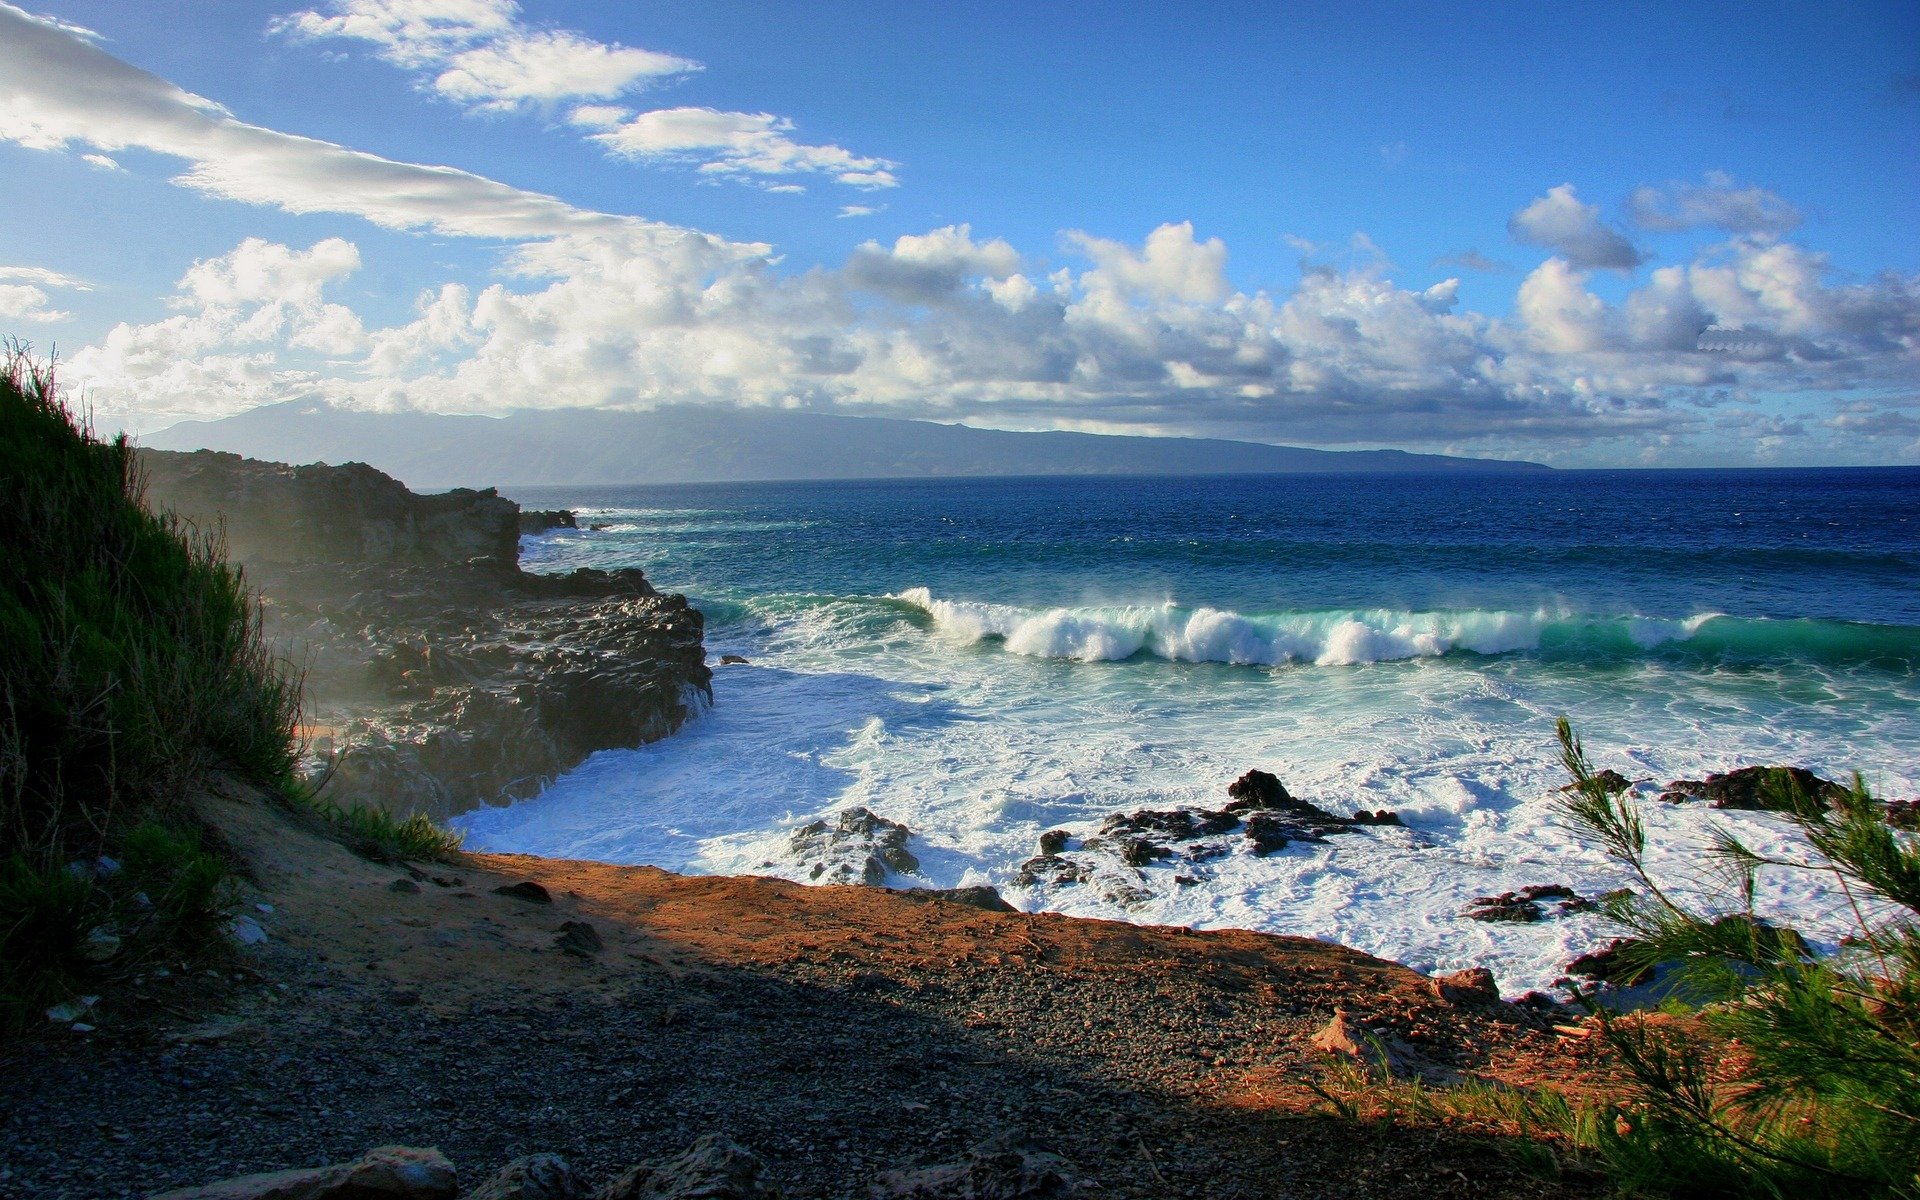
300 793 465 864
1554 717 1920 1197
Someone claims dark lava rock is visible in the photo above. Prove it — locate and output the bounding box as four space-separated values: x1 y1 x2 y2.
869 1134 1074 1199
1015 855 1090 888
1659 765 1846 811
1888 799 1920 830
718 654 750 665
1099 807 1240 841
555 920 604 957
1349 809 1403 826
469 1154 590 1200
595 1135 780 1200
494 881 553 904
1558 769 1635 797
1242 812 1293 857
519 509 578 535
891 886 1018 913
788 807 919 886
1566 916 1811 987
1465 885 1592 923
1224 768 1294 814
1035 829 1070 856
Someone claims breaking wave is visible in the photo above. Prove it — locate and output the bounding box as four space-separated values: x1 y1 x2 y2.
890 588 1920 667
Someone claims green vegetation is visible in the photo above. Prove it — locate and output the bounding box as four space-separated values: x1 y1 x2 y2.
0 349 297 1032
1554 717 1919 1197
294 785 465 864
1307 721 1919 1199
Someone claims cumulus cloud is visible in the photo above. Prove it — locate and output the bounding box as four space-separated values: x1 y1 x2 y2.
1437 249 1511 274
273 0 697 111
589 107 900 189
1627 170 1801 237
13 8 1915 462
1508 184 1646 271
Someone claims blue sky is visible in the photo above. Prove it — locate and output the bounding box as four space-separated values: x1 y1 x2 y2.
1 0 1915 464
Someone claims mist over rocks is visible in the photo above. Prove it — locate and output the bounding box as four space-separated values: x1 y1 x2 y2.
137 449 711 821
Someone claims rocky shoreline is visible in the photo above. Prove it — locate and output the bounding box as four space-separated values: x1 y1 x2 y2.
141 449 711 822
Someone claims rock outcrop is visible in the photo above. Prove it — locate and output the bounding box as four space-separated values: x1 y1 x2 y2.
1658 765 1846 810
143 449 519 569
1016 769 1409 907
140 450 711 821
784 807 920 886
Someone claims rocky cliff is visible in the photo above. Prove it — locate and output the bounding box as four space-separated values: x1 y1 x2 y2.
138 449 712 820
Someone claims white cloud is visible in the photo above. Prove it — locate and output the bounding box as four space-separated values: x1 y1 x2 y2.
1627 170 1801 236
273 0 697 111
81 151 121 170
838 204 882 219
0 264 90 323
1508 184 1645 271
590 107 900 189
276 1 893 189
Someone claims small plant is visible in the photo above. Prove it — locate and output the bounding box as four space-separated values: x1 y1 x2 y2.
291 781 464 864
1554 717 1920 1197
0 855 102 1032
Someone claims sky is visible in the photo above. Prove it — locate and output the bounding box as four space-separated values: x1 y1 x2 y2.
0 1 1915 466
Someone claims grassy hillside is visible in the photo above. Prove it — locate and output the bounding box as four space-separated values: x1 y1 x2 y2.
0 351 302 1030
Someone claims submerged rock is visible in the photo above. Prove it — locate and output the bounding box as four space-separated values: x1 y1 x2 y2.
1464 884 1601 923
788 807 919 886
1557 768 1635 797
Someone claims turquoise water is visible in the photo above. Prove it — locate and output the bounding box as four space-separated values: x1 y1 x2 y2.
459 469 1920 993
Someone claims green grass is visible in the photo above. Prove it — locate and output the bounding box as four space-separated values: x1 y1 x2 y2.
297 791 465 864
0 348 298 1033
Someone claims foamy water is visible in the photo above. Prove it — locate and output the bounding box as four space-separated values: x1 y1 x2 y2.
457 471 1920 995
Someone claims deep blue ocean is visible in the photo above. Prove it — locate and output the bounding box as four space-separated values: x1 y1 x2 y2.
459 468 1920 993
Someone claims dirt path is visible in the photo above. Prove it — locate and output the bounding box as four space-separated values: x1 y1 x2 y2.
0 789 1607 1199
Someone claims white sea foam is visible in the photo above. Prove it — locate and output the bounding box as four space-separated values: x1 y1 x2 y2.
457 586 1920 996
892 588 1701 666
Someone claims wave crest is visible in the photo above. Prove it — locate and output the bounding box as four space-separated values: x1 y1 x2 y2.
889 589 1914 667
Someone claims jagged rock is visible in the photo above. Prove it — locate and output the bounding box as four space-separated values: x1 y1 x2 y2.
468 1154 589 1200
1558 769 1635 796
1242 812 1291 856
595 1135 780 1200
1223 768 1293 814
1015 855 1089 888
892 886 1018 913
1564 938 1648 986
1659 765 1846 811
1035 829 1069 856
869 1134 1075 1199
142 450 519 570
151 1146 455 1200
1432 968 1500 1005
1888 799 1920 830
1565 916 1810 988
555 920 604 957
789 807 919 886
718 654 750 666
143 450 710 824
1465 884 1591 923
519 510 578 535
494 881 553 904
1349 809 1403 826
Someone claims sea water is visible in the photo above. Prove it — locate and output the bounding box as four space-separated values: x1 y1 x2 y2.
456 469 1920 994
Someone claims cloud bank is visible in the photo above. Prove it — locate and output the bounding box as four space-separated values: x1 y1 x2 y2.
3 4 1915 463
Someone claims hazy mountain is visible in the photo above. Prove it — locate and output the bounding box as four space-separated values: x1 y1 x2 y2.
143 400 1548 490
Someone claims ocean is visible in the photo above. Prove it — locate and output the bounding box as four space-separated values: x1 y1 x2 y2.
457 469 1920 995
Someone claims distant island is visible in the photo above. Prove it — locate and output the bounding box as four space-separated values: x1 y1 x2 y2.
143 400 1549 489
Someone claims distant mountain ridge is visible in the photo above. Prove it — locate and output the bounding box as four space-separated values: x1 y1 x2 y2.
143 400 1548 489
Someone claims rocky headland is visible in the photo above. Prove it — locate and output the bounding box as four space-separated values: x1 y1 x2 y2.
139 449 712 821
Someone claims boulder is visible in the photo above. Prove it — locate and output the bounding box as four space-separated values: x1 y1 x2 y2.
1557 769 1634 797
595 1135 780 1200
1035 829 1069 856
1464 884 1595 923
555 920 604 957
788 807 919 886
868 1134 1074 1199
1432 967 1500 1005
468 1154 589 1200
151 1146 455 1200
891 886 1018 913
1659 765 1846 811
1223 768 1293 814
